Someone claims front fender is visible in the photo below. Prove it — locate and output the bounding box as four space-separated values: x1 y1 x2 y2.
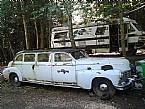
3 67 22 81
77 69 121 89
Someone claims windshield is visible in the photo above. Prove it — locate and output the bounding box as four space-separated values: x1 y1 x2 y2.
133 23 143 31
70 50 88 59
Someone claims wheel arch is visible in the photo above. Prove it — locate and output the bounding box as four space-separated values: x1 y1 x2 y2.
7 68 22 81
91 77 114 89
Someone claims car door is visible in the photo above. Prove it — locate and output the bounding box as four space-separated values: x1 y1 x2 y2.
34 53 52 81
21 53 36 80
52 52 76 83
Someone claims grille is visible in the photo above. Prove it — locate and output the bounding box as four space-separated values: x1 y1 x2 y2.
122 70 132 78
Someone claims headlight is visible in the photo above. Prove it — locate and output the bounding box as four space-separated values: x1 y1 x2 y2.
120 72 124 78
120 70 132 79
0 66 7 75
119 70 131 86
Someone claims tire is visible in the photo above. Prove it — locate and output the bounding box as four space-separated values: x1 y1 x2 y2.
92 78 115 100
9 73 21 87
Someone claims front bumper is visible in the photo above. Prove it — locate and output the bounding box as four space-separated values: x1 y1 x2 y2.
115 76 144 90
0 66 7 82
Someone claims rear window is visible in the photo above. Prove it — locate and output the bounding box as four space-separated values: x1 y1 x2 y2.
37 53 50 62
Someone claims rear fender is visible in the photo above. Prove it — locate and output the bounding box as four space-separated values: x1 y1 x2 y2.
3 67 22 81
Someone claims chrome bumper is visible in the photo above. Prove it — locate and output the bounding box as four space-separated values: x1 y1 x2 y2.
116 76 144 90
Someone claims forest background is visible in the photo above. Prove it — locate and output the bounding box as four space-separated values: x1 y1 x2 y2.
0 0 145 63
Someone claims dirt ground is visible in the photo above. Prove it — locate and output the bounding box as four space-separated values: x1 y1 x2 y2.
0 55 145 109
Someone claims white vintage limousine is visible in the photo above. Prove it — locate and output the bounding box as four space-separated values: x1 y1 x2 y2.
3 49 134 99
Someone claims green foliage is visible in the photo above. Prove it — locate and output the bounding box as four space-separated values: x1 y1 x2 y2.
0 0 145 63
31 1 60 20
96 1 133 18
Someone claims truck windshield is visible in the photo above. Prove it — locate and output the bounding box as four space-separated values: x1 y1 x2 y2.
133 23 143 31
70 50 88 59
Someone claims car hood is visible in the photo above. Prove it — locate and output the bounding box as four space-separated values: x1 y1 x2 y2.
75 57 130 72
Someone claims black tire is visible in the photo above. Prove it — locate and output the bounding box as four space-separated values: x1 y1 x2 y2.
9 73 21 87
92 78 115 100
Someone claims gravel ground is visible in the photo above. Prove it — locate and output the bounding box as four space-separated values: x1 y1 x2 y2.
0 82 145 109
0 55 145 109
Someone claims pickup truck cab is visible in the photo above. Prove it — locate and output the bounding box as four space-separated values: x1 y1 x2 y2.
3 49 133 99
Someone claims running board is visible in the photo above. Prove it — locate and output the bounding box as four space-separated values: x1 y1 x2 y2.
23 80 80 88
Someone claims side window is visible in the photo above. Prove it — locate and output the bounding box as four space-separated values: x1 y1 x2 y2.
24 54 35 62
15 54 23 61
55 53 72 62
95 27 106 35
54 32 67 39
38 53 49 62
74 29 86 35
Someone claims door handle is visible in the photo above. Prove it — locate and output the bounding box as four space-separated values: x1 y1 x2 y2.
63 63 71 65
32 64 35 70
52 63 57 66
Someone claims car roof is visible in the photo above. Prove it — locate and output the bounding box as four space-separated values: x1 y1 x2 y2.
16 48 83 55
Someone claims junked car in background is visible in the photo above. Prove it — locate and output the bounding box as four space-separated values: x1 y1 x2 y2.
136 45 145 55
2 49 139 99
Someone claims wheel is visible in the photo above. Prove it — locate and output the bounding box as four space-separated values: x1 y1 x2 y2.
9 73 21 87
92 78 115 100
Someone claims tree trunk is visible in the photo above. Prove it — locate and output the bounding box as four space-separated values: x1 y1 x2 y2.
6 34 14 60
68 14 76 48
20 0 29 49
45 9 53 49
48 21 52 49
34 20 39 49
40 21 44 49
0 45 7 64
22 15 29 49
119 0 126 56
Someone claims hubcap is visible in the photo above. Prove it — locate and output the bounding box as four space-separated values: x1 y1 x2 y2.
14 77 18 82
99 84 108 91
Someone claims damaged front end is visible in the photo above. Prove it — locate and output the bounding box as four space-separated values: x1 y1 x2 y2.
116 69 144 90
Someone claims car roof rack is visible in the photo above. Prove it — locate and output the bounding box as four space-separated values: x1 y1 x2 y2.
16 48 84 55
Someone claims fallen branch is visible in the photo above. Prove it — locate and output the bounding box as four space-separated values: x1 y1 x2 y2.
124 4 145 14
